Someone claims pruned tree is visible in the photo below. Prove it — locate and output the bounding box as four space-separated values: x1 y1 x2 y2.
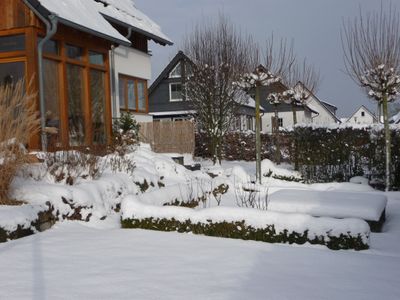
184 15 257 164
342 4 400 191
283 59 320 125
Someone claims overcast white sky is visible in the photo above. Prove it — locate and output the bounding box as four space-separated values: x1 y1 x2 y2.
136 0 396 117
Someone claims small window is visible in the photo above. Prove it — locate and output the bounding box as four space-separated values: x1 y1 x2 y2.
118 74 148 112
361 111 365 117
0 61 25 86
89 51 104 65
0 35 25 52
278 118 283 127
170 83 182 101
38 38 59 55
66 44 84 61
169 63 182 78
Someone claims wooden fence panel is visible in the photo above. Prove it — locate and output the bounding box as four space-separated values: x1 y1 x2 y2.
139 120 195 154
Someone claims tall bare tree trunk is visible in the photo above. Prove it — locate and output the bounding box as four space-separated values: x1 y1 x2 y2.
255 85 262 183
382 94 391 191
274 106 281 165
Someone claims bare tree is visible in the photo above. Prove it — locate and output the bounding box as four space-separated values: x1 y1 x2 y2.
342 4 400 191
184 15 257 164
283 59 320 125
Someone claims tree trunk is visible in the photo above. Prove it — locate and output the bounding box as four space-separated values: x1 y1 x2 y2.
382 94 391 191
292 103 297 125
255 85 262 184
274 106 281 165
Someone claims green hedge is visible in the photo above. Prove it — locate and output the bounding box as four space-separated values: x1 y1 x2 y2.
195 126 400 189
121 217 369 251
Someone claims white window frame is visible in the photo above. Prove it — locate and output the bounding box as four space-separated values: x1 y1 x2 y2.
169 82 183 102
169 63 182 78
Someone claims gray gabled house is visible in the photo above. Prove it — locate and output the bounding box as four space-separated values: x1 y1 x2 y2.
148 51 262 131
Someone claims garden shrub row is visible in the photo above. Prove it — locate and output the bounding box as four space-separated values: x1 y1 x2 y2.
121 217 369 250
195 125 400 189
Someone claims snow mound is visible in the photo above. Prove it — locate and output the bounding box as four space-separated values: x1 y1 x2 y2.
0 204 48 232
269 189 387 221
121 195 370 244
261 159 302 179
350 176 370 185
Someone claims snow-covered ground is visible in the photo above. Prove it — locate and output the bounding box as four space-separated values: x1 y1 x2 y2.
1 151 399 299
0 192 399 300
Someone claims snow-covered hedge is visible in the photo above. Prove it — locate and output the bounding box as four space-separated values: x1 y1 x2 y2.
268 190 387 232
0 204 55 242
121 196 370 250
195 125 400 189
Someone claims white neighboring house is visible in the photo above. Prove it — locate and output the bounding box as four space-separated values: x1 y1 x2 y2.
98 0 173 122
345 105 378 125
260 82 340 133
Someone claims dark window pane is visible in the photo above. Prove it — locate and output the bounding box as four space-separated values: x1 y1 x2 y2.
43 59 61 148
89 51 104 65
0 35 25 52
118 77 126 109
66 44 83 61
0 61 25 87
170 83 182 101
38 38 59 55
90 70 106 145
137 81 146 111
67 64 85 146
127 80 136 110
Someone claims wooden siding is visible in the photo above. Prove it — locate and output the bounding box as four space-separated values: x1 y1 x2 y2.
139 120 195 154
0 0 41 30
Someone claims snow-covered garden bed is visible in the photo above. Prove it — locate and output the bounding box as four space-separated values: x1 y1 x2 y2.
121 195 370 250
268 189 387 232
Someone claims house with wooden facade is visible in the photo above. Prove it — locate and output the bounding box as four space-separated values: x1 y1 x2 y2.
0 0 171 150
148 51 263 132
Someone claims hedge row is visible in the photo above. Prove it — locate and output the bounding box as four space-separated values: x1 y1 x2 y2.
195 126 400 189
121 217 369 251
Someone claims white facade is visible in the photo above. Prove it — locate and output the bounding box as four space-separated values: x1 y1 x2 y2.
113 46 153 122
346 106 377 125
262 110 312 133
306 96 339 126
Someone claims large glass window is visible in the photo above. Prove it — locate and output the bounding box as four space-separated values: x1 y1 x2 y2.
89 51 104 65
66 44 84 61
169 83 182 101
0 61 25 86
0 35 25 53
38 38 59 55
67 64 86 146
137 81 146 111
90 70 106 145
43 59 61 148
119 75 147 112
127 80 136 110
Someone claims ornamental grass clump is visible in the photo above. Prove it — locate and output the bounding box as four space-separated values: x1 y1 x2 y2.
0 80 40 204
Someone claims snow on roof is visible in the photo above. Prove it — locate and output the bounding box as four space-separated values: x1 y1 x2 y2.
242 97 265 111
97 0 173 45
37 0 130 45
390 111 400 124
305 103 319 115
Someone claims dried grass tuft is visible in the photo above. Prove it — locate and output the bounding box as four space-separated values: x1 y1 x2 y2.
0 80 40 204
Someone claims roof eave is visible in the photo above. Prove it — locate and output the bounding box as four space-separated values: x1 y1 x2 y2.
102 14 173 46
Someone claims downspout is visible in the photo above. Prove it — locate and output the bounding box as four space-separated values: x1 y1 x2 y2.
23 0 58 151
110 27 132 119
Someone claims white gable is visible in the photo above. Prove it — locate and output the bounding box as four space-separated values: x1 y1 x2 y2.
346 106 377 125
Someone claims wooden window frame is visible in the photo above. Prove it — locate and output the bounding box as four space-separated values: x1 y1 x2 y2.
119 74 148 114
38 31 111 149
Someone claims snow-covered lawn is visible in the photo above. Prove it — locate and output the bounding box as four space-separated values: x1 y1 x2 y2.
0 192 399 299
1 149 399 298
